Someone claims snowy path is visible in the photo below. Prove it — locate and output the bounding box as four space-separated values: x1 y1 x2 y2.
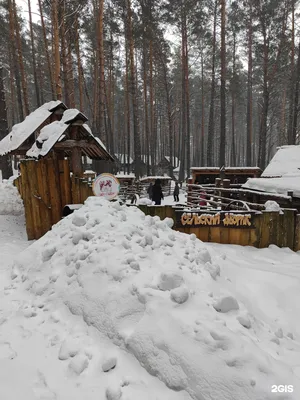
0 214 190 399
1 206 300 399
0 215 28 290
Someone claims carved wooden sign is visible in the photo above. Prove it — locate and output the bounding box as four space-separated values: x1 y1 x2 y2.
176 211 257 229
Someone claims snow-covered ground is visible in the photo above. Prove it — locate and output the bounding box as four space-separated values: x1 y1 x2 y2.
1 187 300 399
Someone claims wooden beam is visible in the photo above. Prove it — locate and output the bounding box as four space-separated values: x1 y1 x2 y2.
54 140 93 150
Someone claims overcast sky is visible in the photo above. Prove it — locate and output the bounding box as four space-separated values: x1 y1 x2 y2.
16 0 40 24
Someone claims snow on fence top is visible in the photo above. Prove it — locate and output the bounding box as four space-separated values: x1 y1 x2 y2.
261 145 300 178
0 100 63 156
191 166 261 171
140 175 172 181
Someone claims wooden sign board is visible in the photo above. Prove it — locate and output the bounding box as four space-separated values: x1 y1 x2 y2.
176 210 257 229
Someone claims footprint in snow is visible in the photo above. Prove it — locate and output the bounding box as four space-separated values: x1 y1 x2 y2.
0 342 17 360
33 371 56 400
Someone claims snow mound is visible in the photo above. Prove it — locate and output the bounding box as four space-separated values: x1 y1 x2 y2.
0 180 24 215
264 200 283 214
10 197 300 399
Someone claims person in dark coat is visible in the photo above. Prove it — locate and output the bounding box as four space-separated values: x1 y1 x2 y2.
152 179 164 205
147 183 153 200
173 182 179 202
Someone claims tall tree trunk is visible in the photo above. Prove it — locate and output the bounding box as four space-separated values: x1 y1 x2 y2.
8 0 23 120
52 0 62 100
60 5 70 106
143 32 150 176
201 45 205 167
12 0 30 116
0 67 13 179
292 39 300 143
38 0 55 99
149 39 155 173
258 30 269 170
75 16 84 110
28 0 41 107
126 0 141 178
98 0 106 143
125 35 131 174
66 32 75 108
287 0 295 144
219 0 226 168
207 0 217 166
246 0 253 166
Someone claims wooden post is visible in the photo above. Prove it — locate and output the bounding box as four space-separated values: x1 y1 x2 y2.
71 147 83 177
20 161 35 240
294 214 300 251
223 179 230 188
63 159 72 205
47 156 62 224
36 158 52 236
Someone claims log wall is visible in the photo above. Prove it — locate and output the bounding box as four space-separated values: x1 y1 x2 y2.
137 205 299 251
14 156 93 240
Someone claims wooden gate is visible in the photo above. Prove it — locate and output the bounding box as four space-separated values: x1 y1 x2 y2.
14 156 93 240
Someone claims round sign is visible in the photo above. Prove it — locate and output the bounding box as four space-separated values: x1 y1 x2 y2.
92 173 120 200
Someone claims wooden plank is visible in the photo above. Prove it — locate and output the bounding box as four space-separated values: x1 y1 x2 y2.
219 227 229 244
36 159 52 236
294 214 300 251
20 161 35 240
259 211 271 248
267 211 280 246
59 159 66 208
283 209 296 250
209 227 220 244
47 156 62 225
63 159 72 205
27 160 43 239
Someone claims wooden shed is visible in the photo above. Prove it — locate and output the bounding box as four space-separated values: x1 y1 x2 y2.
0 101 115 240
191 167 262 185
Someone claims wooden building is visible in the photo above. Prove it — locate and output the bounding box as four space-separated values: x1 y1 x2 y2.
156 156 180 176
0 101 115 240
191 167 262 185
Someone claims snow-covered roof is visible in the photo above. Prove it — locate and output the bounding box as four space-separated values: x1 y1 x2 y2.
242 146 300 198
61 109 88 124
243 177 300 198
0 100 64 156
261 145 300 177
26 121 69 158
25 109 113 161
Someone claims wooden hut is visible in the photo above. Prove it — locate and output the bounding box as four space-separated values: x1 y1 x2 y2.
191 167 262 185
157 156 180 176
0 102 115 240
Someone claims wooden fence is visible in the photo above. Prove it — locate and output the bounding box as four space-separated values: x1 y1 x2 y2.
14 157 93 240
137 205 300 251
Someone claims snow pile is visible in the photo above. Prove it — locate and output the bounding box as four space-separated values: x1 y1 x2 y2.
264 200 283 214
0 100 62 156
137 197 153 205
262 145 300 177
0 180 23 215
244 146 300 197
8 197 300 399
